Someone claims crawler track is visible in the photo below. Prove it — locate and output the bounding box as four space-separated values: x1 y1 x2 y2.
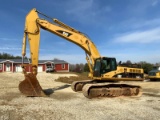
82 83 142 98
71 80 142 98
71 80 94 92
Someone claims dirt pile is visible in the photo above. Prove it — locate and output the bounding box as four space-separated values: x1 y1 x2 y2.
55 75 90 84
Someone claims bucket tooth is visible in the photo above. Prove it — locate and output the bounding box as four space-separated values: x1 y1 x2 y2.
19 73 46 97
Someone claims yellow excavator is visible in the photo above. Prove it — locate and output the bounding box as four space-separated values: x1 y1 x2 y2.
19 8 144 98
148 66 160 81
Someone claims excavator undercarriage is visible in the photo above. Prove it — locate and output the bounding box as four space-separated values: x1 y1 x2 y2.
71 80 142 98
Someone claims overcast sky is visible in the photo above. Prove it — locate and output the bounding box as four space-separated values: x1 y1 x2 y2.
0 0 160 64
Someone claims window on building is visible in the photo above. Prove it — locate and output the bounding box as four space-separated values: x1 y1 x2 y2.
0 64 2 70
62 64 65 69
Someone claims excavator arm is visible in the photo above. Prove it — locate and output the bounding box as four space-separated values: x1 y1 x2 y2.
19 8 100 96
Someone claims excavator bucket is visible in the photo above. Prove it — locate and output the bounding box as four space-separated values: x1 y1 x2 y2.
19 73 46 97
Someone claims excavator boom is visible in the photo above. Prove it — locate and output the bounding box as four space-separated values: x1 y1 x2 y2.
19 8 101 96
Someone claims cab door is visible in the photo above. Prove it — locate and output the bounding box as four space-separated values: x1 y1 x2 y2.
93 59 101 77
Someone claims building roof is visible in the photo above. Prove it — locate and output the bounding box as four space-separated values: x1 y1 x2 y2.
0 59 68 64
0 59 29 63
39 60 68 64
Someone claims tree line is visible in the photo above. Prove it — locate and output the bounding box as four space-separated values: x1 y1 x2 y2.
0 53 22 59
69 63 89 73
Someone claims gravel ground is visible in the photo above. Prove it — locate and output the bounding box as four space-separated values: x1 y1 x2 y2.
0 72 160 120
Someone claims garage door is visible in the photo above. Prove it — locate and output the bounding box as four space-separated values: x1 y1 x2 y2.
38 66 43 72
16 66 22 72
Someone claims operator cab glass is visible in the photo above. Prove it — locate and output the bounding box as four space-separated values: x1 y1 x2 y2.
93 57 117 77
148 66 160 76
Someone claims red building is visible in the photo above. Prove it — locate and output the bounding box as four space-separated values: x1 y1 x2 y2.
0 59 69 72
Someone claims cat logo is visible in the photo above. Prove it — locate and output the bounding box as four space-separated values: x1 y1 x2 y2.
56 30 72 37
63 31 69 37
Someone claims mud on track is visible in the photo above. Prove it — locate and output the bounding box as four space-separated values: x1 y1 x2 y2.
0 72 160 120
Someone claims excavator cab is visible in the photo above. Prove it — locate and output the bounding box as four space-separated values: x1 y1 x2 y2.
93 57 117 77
